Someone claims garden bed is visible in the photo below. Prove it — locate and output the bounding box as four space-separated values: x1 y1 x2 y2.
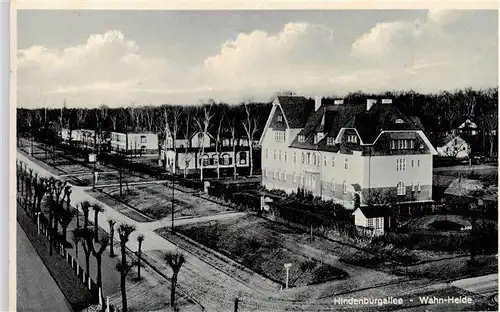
175 215 348 287
94 183 233 221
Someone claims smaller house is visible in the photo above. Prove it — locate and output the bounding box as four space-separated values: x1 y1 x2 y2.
59 128 82 144
110 131 159 157
455 118 479 136
160 129 251 176
352 206 392 236
434 134 470 159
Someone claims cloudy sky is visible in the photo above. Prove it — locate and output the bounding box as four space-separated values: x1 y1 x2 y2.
17 9 498 108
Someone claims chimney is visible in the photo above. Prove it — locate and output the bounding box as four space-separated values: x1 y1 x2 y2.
381 98 393 104
315 96 322 111
334 99 344 105
366 99 377 111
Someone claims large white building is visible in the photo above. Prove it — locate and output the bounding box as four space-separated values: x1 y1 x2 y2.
260 96 438 209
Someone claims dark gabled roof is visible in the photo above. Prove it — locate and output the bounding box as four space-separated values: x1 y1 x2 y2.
290 102 366 149
289 100 424 149
451 117 477 130
355 205 392 218
276 96 315 129
345 104 422 144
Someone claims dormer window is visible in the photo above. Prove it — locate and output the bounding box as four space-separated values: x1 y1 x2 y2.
277 115 283 122
326 137 335 146
298 135 305 143
395 119 404 124
347 135 358 143
390 139 416 150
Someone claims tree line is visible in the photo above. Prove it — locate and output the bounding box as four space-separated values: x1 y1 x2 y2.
17 161 188 312
17 87 498 156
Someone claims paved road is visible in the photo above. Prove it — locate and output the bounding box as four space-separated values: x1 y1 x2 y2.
17 223 73 312
19 149 498 312
451 273 498 298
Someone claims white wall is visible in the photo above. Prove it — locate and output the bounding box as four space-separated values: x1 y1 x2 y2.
437 137 470 159
190 132 211 149
365 154 433 189
353 209 368 227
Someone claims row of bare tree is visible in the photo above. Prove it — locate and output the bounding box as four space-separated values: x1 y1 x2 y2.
16 162 187 312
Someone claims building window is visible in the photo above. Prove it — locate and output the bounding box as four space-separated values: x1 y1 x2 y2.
277 170 281 181
375 218 383 229
312 154 316 166
417 182 421 192
326 137 335 146
279 150 282 161
274 131 285 142
274 149 277 160
140 135 147 143
301 152 305 164
397 158 407 171
283 171 287 182
367 218 374 228
417 159 421 167
316 154 321 167
202 154 209 166
293 172 296 183
324 156 327 166
277 115 283 122
307 153 311 165
391 139 416 150
332 156 335 167
395 119 404 124
298 135 305 143
347 134 357 143
239 152 247 165
312 175 316 187
411 183 415 192
344 158 348 170
265 149 269 159
322 180 328 190
273 170 277 180
331 180 336 192
221 153 231 165
343 181 347 194
284 152 287 162
397 182 406 195
293 152 297 164
264 169 268 177
411 159 414 167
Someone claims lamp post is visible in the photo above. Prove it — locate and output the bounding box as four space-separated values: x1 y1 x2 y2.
89 153 97 190
36 212 41 234
171 163 175 234
284 263 292 290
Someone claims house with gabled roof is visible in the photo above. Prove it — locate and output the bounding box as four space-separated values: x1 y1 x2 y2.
260 95 438 209
159 125 250 175
432 134 470 159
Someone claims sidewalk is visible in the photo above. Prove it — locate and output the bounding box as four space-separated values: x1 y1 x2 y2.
17 203 96 311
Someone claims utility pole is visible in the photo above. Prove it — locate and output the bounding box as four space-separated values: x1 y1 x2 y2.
233 298 239 312
171 165 175 234
284 263 292 290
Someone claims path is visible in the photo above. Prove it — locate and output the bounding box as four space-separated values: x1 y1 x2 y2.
19 149 496 312
450 274 498 298
17 223 74 312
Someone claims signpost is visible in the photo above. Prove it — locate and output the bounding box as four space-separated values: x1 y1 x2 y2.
284 263 292 290
89 153 97 190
